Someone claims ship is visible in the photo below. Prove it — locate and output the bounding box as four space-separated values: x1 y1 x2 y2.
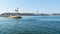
8 8 22 18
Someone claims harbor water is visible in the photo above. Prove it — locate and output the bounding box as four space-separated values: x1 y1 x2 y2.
0 16 60 34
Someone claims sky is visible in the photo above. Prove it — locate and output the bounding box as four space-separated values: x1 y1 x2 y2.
0 0 60 14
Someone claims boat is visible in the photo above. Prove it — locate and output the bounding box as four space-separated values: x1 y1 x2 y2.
8 8 22 18
9 16 22 18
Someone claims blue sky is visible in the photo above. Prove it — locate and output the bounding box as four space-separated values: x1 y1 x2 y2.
0 0 60 14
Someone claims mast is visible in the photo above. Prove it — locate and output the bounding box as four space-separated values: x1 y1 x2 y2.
15 8 19 13
15 8 19 16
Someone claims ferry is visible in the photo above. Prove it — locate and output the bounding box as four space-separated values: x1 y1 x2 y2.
8 8 22 18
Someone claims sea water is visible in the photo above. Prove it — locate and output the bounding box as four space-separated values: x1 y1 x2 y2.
0 16 60 34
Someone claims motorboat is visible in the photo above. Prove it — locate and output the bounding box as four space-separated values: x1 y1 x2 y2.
8 8 22 18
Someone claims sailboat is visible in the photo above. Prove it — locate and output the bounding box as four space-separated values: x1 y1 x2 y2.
8 8 22 18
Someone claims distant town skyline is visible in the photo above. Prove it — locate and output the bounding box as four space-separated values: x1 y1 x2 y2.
0 0 60 14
